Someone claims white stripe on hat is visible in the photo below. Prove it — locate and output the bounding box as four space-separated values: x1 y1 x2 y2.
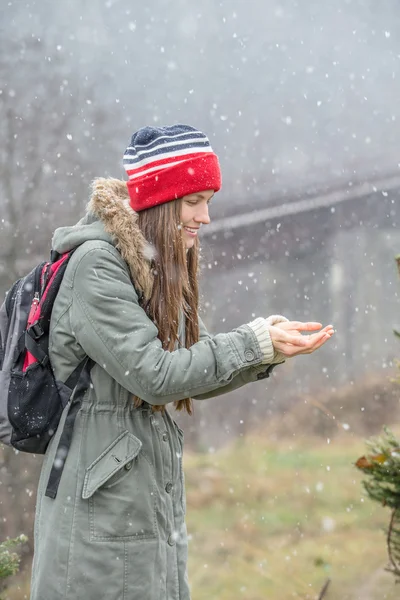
123 146 213 171
125 136 210 160
127 159 187 180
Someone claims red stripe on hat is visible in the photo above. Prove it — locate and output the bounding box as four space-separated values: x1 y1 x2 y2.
126 152 221 212
125 151 213 179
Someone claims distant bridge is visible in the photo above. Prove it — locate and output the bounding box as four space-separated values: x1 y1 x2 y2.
203 171 400 237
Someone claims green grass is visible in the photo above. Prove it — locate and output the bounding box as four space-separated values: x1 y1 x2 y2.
4 432 399 600
184 433 399 600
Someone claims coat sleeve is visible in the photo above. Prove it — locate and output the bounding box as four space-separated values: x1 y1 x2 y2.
192 317 277 401
69 244 265 405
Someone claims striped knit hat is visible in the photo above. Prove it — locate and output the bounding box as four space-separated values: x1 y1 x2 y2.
123 124 222 211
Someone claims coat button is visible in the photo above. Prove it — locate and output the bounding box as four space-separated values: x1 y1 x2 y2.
124 461 133 471
244 349 255 362
165 482 173 494
167 533 176 546
162 432 169 442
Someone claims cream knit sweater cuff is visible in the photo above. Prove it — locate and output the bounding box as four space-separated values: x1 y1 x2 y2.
247 315 289 364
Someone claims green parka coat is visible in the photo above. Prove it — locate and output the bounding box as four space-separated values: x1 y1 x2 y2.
30 178 277 600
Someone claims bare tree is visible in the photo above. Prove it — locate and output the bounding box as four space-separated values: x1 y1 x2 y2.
0 35 112 561
0 36 110 294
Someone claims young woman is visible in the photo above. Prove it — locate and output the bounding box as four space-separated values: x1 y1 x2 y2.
30 124 333 600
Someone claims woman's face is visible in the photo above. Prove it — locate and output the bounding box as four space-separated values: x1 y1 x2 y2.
180 190 214 249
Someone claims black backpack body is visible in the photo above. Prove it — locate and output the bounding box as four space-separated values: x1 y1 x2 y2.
0 251 92 497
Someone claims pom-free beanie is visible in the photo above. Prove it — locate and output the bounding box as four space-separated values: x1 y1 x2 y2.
123 124 222 211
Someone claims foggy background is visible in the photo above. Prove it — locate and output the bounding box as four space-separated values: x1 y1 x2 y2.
0 1 400 596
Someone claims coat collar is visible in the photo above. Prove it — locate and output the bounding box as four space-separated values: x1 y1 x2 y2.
87 177 154 301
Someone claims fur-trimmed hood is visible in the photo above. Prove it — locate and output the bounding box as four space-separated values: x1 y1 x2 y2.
52 178 154 299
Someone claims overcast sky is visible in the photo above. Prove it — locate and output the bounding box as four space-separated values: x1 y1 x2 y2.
2 0 400 211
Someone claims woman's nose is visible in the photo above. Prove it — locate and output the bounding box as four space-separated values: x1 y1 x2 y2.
195 205 211 225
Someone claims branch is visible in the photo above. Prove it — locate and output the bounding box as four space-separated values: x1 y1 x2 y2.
2 108 18 224
317 578 331 600
386 508 400 578
28 101 77 196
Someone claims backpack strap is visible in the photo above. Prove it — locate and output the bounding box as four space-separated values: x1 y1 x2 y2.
24 329 48 366
50 249 62 263
45 357 95 499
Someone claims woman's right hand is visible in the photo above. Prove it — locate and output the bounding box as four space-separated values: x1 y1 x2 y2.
268 321 334 358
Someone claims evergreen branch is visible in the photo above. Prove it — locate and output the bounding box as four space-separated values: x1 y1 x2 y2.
0 535 28 593
357 428 400 581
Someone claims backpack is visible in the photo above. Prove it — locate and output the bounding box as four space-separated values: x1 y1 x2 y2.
0 250 93 498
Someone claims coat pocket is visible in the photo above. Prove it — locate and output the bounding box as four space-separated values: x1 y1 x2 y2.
82 430 158 541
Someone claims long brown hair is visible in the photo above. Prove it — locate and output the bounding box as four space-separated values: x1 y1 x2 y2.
136 199 199 415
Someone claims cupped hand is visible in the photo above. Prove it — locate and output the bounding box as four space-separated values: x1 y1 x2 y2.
269 321 334 358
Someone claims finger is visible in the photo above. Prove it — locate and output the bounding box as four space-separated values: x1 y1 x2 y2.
321 325 334 333
295 323 334 336
309 332 332 351
299 331 333 354
308 330 333 343
271 328 311 348
312 327 334 338
277 321 323 332
275 323 334 342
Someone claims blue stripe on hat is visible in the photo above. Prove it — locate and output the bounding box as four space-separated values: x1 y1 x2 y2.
123 139 210 165
131 130 208 150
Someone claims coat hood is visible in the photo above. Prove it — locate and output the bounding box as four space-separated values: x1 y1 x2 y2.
52 178 154 300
